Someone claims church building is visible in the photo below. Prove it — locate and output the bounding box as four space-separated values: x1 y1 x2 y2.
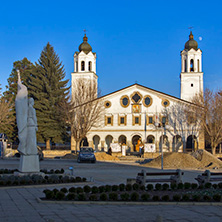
71 32 204 153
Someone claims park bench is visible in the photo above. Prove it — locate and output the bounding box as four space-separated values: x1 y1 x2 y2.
132 169 183 186
195 170 222 185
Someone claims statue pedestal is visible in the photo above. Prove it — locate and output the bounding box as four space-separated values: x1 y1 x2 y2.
19 155 40 173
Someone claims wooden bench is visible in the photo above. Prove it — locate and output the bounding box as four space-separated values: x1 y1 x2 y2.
195 170 222 185
135 169 183 186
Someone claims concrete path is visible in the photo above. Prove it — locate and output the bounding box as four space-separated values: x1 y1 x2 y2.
0 159 221 221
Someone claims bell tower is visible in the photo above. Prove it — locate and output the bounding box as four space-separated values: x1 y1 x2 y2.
180 31 203 101
71 34 98 95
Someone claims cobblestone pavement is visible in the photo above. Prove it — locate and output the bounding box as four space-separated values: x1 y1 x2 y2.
0 159 221 222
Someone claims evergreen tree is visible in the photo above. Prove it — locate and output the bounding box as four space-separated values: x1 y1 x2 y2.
29 43 69 149
3 58 34 140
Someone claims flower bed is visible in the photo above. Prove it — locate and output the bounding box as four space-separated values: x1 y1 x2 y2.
42 182 222 202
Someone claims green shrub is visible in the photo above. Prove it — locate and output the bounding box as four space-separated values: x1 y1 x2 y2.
91 186 99 194
66 192 76 200
55 191 65 200
60 188 68 193
69 187 76 193
212 184 218 189
112 185 119 192
177 183 184 189
61 176 70 183
43 189 50 194
61 168 64 174
4 169 9 174
83 185 91 193
44 175 49 180
170 183 177 190
99 186 105 193
192 195 201 202
55 169 60 174
204 182 212 189
132 183 139 191
109 192 118 201
89 194 97 201
78 193 86 201
184 183 191 189
139 185 145 191
162 183 169 190
126 184 132 191
105 185 112 192
198 184 204 189
213 194 221 202
218 183 222 189
141 193 150 201
162 195 170 201
191 183 198 189
130 192 139 201
53 188 59 194
50 169 54 174
76 176 82 182
155 183 162 191
119 183 125 191
13 181 19 185
173 194 181 201
120 193 130 201
70 177 76 183
100 193 108 201
152 195 160 201
182 194 190 201
147 184 154 191
45 191 54 199
76 187 83 193
203 195 211 201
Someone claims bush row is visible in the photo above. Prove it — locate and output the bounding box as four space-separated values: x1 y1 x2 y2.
40 169 65 174
43 189 222 202
0 175 86 186
45 183 222 194
0 168 66 175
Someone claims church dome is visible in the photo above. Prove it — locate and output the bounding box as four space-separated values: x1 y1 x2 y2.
79 34 92 54
185 31 198 50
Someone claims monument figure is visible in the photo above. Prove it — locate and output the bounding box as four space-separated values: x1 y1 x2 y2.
15 70 39 172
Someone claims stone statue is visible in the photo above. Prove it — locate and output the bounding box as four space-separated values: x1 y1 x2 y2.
15 70 39 172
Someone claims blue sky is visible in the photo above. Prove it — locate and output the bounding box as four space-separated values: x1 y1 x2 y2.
0 0 222 97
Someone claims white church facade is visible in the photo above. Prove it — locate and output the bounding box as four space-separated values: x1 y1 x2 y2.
71 32 204 153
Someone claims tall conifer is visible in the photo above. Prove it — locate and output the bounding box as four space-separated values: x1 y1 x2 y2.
29 43 69 149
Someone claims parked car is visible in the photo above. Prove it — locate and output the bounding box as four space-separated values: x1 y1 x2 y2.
77 147 96 163
14 146 44 161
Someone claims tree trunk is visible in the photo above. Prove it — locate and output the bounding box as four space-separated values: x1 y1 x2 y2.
46 139 51 150
71 135 76 153
75 140 80 153
212 146 216 155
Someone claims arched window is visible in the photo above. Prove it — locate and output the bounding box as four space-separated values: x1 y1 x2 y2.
81 61 85 71
190 59 194 72
88 61 92 71
184 59 187 72
197 59 200 72
76 62 78 72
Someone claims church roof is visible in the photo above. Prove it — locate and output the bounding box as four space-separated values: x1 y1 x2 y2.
99 83 193 104
78 34 92 54
184 31 198 51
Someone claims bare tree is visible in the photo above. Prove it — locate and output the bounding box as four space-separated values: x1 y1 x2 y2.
0 86 14 133
63 79 104 152
190 88 222 154
162 101 201 152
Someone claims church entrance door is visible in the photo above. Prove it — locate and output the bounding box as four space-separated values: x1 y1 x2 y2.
132 135 141 152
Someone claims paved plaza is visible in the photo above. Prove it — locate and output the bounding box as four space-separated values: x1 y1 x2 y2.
0 159 221 222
